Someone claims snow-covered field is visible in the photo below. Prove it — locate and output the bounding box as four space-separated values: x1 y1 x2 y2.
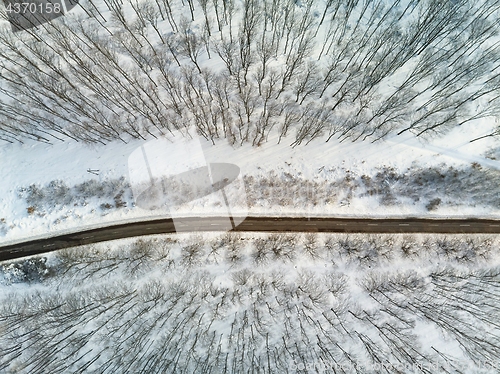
1 232 500 373
1 119 500 244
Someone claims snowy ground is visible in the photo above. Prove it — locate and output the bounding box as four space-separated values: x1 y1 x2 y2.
1 232 500 373
1 118 500 244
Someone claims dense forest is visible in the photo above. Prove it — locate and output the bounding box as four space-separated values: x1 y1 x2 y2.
1 233 500 373
1 0 500 145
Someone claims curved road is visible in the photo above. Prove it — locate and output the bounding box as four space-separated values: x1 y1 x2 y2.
1 216 500 261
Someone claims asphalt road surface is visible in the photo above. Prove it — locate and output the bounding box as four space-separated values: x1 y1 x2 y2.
2 216 500 261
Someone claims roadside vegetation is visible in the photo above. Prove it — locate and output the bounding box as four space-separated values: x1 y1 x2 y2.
12 161 500 228
1 233 500 373
245 162 500 211
19 177 132 216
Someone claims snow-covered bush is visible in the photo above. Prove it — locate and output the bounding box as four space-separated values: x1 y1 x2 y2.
0 257 51 284
19 176 132 212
